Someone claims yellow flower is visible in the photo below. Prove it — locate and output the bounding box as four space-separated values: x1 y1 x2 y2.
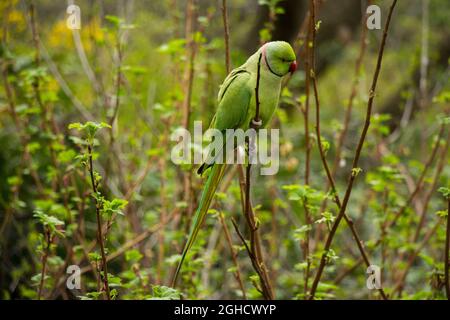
46 78 60 93
48 20 73 49
84 18 105 44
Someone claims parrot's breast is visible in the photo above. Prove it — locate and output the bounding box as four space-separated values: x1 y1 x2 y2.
245 71 282 129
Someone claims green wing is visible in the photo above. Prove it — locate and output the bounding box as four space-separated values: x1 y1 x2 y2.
172 69 253 286
215 69 252 130
198 69 253 172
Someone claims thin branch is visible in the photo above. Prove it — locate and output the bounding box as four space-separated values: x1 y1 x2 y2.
182 0 197 222
219 213 246 299
382 123 446 231
242 52 274 300
0 5 44 194
333 126 449 285
300 5 313 297
231 218 267 297
307 0 385 298
445 198 450 300
309 0 398 300
392 219 441 295
88 144 110 300
221 0 231 74
37 230 52 300
330 0 371 181
108 38 123 128
412 130 449 242
220 2 258 293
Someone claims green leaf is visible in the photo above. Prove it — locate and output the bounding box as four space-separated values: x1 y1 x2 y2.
102 198 128 218
125 249 143 263
436 210 448 218
438 187 450 199
33 210 65 237
293 225 312 241
68 121 111 141
149 286 181 300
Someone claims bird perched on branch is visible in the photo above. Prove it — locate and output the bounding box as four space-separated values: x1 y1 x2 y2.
172 41 297 286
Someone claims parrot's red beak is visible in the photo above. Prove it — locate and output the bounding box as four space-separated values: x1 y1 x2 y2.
289 61 297 75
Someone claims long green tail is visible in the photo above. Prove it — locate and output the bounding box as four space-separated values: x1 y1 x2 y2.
172 163 227 286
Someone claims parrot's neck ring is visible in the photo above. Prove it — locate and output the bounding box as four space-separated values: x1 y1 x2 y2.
262 45 283 78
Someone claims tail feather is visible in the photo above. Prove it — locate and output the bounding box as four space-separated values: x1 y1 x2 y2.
172 163 226 286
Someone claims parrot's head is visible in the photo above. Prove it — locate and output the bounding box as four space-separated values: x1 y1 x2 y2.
262 41 297 77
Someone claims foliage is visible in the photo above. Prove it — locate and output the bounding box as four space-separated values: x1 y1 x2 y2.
0 0 449 301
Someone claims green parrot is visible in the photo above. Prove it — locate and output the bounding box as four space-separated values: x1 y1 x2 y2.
172 41 297 286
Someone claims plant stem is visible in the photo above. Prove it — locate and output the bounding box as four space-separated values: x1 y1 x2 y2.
231 218 272 299
220 1 257 295
240 52 274 300
308 0 397 300
218 213 246 299
392 220 441 295
37 229 51 300
221 0 231 74
88 144 110 300
109 39 123 129
329 0 371 181
412 130 449 242
301 3 313 297
334 127 449 285
182 0 197 222
445 198 450 300
28 0 62 191
382 123 446 231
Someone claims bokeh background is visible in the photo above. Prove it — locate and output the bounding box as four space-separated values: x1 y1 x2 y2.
0 0 449 300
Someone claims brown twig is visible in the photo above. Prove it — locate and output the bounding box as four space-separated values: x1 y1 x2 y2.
299 3 313 297
37 229 52 300
330 0 371 181
104 26 127 194
157 152 168 284
240 52 274 300
308 0 397 299
334 127 449 285
412 130 449 242
182 0 197 222
28 0 62 192
392 219 441 295
218 213 247 299
88 144 110 300
109 38 123 129
220 0 251 256
77 222 167 276
445 197 450 300
231 218 271 299
0 3 44 236
382 123 446 231
221 0 231 74
306 0 376 297
219 5 254 296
